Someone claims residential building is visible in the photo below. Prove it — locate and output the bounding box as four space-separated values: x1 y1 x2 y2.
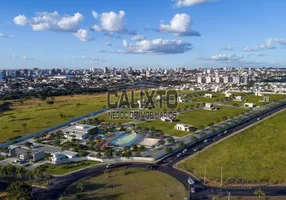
174 124 191 132
62 124 96 140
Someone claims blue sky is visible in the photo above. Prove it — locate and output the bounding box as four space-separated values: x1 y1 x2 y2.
0 0 286 69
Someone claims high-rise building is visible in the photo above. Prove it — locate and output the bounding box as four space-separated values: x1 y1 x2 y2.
197 76 206 84
232 76 241 84
146 70 151 77
223 76 230 84
215 76 222 83
104 67 109 74
206 76 212 83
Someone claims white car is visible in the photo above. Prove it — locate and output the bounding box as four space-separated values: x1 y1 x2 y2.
106 163 116 169
182 149 188 154
191 187 196 193
188 177 195 185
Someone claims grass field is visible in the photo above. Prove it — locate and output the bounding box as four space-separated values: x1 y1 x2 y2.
60 168 187 200
138 106 245 137
0 94 108 143
179 109 286 185
42 161 99 175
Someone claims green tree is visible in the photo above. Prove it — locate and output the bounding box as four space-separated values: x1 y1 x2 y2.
167 137 174 144
76 182 84 192
177 141 185 147
165 147 173 153
254 188 265 200
158 139 165 146
6 182 33 200
45 153 53 162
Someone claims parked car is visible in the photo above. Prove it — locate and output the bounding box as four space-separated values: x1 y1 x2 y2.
188 177 195 185
218 133 222 137
106 163 116 169
224 130 228 134
146 164 158 170
177 153 183 158
190 187 196 193
182 149 188 154
204 139 208 143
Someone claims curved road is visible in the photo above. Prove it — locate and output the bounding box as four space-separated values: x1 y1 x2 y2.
30 101 286 200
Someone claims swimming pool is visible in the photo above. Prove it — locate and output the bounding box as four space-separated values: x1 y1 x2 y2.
110 133 144 146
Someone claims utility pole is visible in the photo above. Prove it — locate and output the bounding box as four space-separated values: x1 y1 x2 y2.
228 191 231 200
220 166 223 186
204 163 207 184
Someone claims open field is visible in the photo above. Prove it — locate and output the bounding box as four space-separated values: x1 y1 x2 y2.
224 94 286 107
42 161 99 175
179 109 286 184
138 106 245 137
60 168 187 200
0 94 108 143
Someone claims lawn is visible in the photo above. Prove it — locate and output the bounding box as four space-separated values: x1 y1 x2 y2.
0 94 108 143
178 109 286 185
60 168 188 200
138 106 245 137
42 161 99 175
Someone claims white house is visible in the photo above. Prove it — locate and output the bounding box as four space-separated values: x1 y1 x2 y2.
204 103 217 110
244 102 256 108
62 124 96 140
161 117 174 122
175 124 191 132
177 96 186 103
204 93 213 98
51 150 78 164
255 91 263 96
234 96 243 101
225 93 233 98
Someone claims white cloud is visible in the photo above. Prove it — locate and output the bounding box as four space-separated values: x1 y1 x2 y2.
103 42 112 46
199 54 242 62
244 38 286 52
91 10 135 36
123 40 128 47
221 45 233 51
131 35 145 41
174 0 216 7
159 13 200 36
13 11 83 32
73 29 93 41
0 33 16 39
92 11 98 19
12 55 33 60
80 56 105 64
121 38 192 54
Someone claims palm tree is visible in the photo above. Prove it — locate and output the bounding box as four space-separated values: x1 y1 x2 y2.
26 150 32 159
76 182 84 192
254 188 265 200
45 153 53 162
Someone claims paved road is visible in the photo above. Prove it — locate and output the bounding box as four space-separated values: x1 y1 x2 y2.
27 101 286 199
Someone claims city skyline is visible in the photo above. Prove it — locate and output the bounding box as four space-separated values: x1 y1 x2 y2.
1 0 286 69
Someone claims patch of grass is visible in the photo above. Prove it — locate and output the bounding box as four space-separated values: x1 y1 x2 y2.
42 161 99 175
0 94 108 143
179 109 286 184
138 107 245 137
60 168 187 200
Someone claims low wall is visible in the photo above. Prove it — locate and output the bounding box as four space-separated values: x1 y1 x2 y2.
51 156 154 165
